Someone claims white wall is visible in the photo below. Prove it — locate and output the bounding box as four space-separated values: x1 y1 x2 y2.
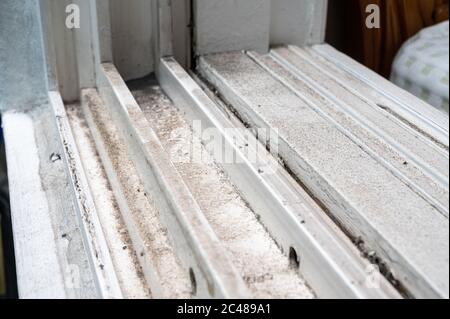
194 0 328 55
195 0 271 55
270 0 328 46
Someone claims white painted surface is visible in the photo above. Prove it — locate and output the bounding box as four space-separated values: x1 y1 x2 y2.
159 58 400 299
195 0 271 55
40 0 97 99
194 0 328 55
39 0 59 92
314 44 449 146
47 0 80 102
269 46 449 217
90 0 113 64
109 0 154 80
199 51 449 298
72 0 97 89
66 104 152 299
96 63 249 298
132 79 315 299
171 0 191 68
50 92 123 298
3 112 67 299
0 0 49 111
81 89 191 298
270 0 328 46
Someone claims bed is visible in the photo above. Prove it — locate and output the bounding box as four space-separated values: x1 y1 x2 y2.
391 21 449 113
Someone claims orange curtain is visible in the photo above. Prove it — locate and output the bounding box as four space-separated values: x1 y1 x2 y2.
344 0 449 77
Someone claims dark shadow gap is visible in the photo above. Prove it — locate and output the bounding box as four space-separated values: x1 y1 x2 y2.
0 116 18 299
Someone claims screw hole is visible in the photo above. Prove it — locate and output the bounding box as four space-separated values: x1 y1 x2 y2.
189 268 197 296
289 247 300 270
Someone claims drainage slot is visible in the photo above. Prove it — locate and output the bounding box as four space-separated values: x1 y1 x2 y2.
189 268 197 296
289 247 300 270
